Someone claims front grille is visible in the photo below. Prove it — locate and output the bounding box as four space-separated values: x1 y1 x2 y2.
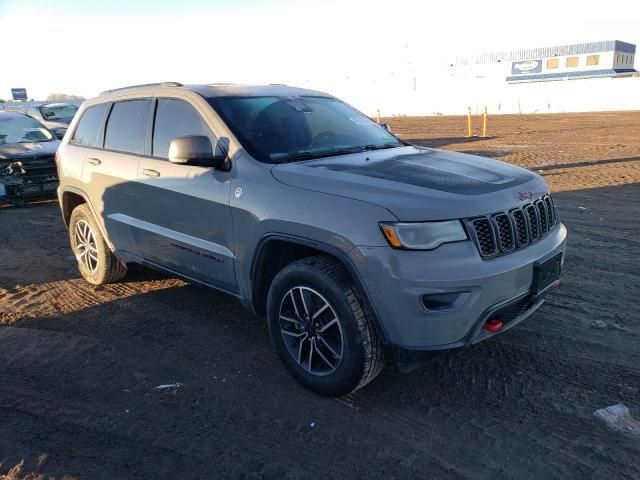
466 194 559 259
544 196 554 226
536 199 548 234
472 218 496 256
493 213 514 251
510 208 529 246
526 204 539 240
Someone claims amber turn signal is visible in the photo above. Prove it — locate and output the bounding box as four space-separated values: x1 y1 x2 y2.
380 224 403 249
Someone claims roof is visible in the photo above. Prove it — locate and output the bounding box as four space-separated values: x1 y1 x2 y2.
189 83 332 98
96 82 332 99
457 40 636 66
41 102 78 108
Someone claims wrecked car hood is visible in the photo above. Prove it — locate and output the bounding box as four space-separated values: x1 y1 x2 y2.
271 146 548 221
0 141 60 161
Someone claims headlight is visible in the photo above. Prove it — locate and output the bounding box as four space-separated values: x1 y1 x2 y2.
379 220 467 250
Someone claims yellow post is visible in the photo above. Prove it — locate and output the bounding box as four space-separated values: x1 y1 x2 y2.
466 107 473 137
482 106 488 137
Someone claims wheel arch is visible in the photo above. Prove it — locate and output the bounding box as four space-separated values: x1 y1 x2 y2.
250 234 390 343
59 186 115 251
61 189 87 227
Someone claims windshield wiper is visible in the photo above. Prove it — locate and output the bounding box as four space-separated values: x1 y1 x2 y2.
275 151 323 163
361 142 402 151
275 147 363 163
273 143 403 164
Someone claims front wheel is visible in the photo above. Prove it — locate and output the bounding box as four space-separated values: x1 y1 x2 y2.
266 256 385 396
69 204 127 285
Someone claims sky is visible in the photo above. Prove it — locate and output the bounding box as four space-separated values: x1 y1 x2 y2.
1 0 638 112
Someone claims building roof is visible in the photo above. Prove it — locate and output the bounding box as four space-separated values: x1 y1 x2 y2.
456 40 636 66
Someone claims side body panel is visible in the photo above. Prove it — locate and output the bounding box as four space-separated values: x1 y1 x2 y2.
227 153 398 306
131 158 235 291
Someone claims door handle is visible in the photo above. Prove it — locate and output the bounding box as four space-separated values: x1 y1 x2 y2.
87 157 101 166
142 168 161 178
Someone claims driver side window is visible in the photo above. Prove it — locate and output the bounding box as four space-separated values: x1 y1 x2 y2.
152 99 216 159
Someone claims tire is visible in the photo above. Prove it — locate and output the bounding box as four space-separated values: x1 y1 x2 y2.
266 255 385 396
69 204 127 285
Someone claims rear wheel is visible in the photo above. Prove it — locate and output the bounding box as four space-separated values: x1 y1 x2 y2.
69 204 127 285
267 256 384 396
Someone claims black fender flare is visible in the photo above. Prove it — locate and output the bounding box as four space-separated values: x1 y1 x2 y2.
250 233 391 344
59 186 115 252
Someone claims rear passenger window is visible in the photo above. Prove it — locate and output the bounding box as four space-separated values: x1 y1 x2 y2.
153 99 215 159
104 100 150 155
71 103 109 147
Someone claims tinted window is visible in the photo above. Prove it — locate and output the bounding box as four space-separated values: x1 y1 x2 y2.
104 99 150 155
0 115 53 144
40 104 78 121
71 103 109 147
153 99 215 158
209 96 402 163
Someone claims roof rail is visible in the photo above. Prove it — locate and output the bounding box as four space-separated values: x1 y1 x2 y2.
100 82 183 95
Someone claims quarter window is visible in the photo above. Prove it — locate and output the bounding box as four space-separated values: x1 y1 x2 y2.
104 99 151 155
152 99 215 159
71 103 110 148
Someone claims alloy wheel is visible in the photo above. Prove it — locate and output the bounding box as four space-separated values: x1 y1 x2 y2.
278 286 344 376
74 219 99 273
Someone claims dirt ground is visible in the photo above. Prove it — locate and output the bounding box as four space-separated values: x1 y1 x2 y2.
1 112 639 479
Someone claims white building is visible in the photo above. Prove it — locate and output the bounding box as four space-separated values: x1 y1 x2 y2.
457 40 636 84
341 40 639 116
443 40 640 115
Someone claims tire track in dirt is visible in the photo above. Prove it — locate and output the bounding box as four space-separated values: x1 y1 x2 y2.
2 121 640 478
0 375 359 479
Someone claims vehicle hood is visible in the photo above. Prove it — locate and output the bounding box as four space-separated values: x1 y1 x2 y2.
0 141 60 161
271 146 549 221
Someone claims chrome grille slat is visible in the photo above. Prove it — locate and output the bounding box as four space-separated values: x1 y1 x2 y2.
471 218 496 256
526 205 539 240
510 208 529 247
466 194 559 260
493 213 515 251
544 196 555 225
536 200 548 234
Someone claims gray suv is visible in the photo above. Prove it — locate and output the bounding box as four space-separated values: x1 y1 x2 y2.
56 82 567 396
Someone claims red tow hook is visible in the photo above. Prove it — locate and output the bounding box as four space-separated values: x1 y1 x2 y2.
483 318 503 333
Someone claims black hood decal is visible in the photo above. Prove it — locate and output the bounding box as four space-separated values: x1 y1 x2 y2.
309 150 533 195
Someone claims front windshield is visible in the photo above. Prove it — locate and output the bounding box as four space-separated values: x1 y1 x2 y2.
209 95 403 163
0 115 54 144
39 105 78 121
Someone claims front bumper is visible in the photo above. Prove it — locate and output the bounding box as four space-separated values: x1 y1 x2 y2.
0 173 58 203
350 223 567 351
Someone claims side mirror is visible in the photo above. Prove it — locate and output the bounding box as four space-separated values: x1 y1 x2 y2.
168 135 228 168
